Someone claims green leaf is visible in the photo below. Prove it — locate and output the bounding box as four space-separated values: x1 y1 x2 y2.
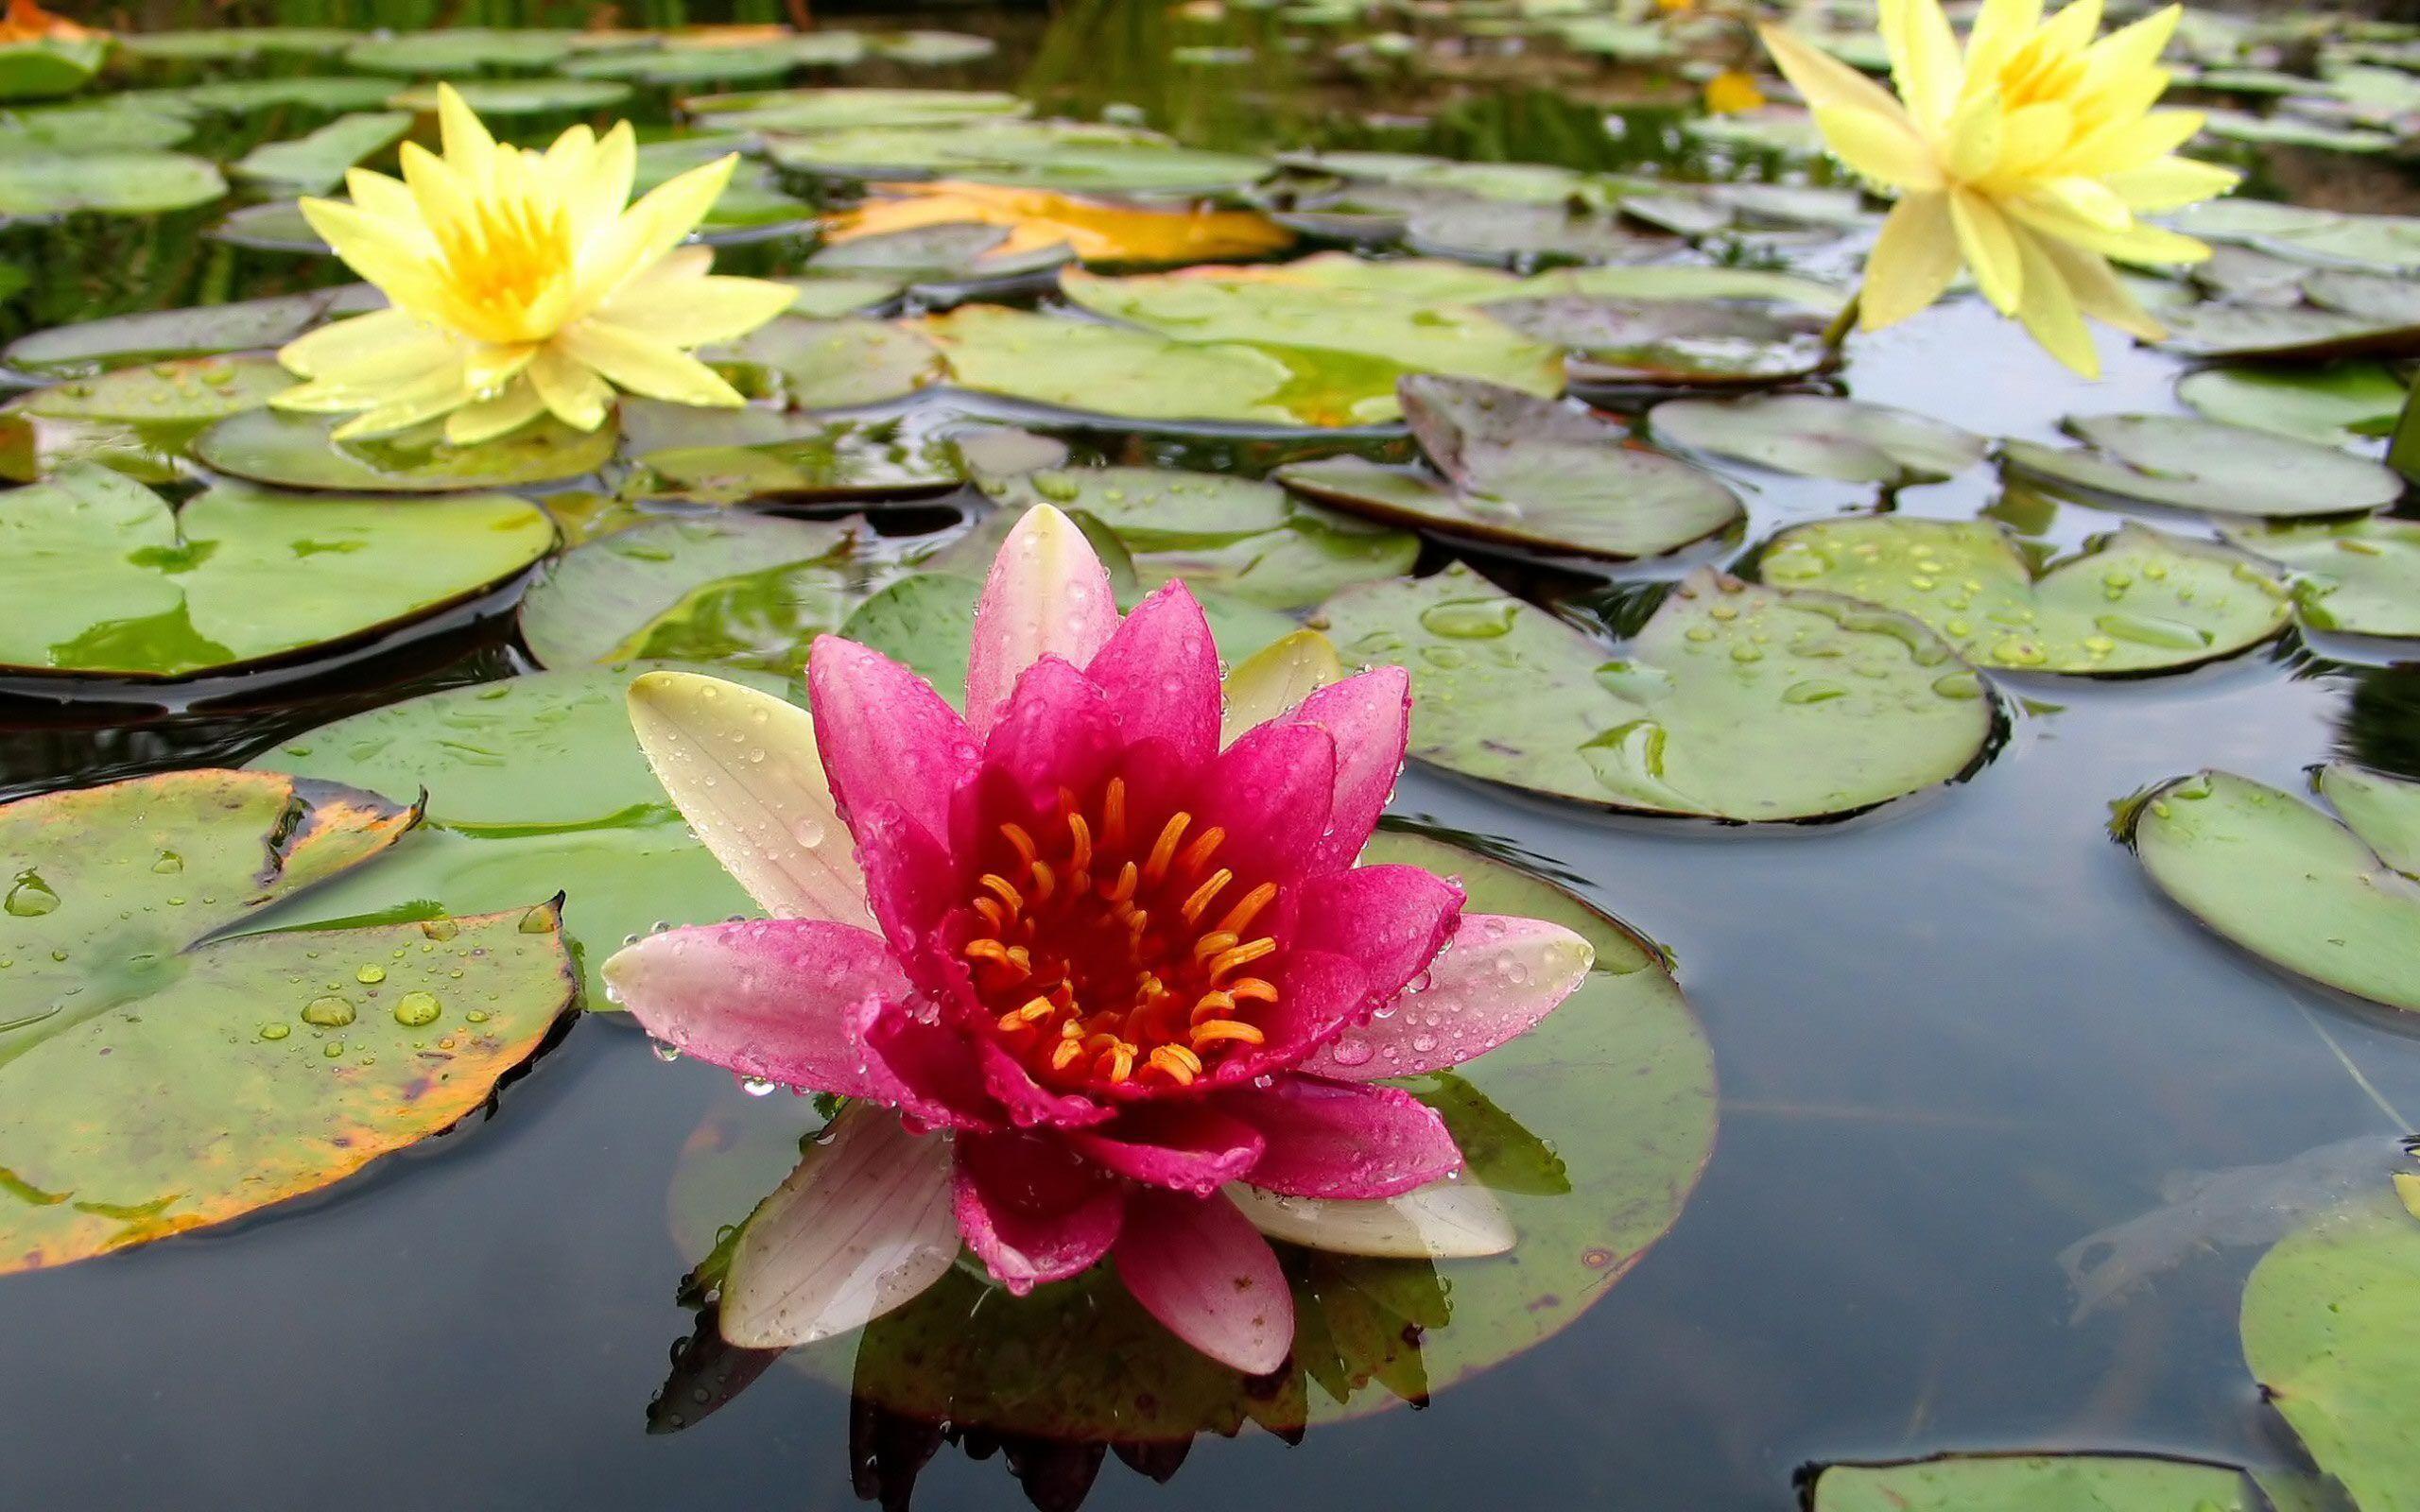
149 76 403 116
231 112 412 194
343 27 580 76
2242 1201 2420 1512
684 86 1026 133
1312 563 1996 820
634 416 961 505
0 103 190 154
0 768 575 1274
196 407 617 493
115 26 355 61
2122 768 2420 1012
1649 393 1987 486
2003 414 2404 517
0 149 224 215
0 37 107 101
926 305 1318 427
1 286 380 380
0 468 555 679
1810 1454 2262 1512
1759 518 2293 675
2220 516 2420 638
703 316 940 410
1480 294 1828 387
13 353 290 422
2176 362 2407 447
386 79 632 116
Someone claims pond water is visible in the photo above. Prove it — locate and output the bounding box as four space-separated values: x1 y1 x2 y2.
1 3 2416 1509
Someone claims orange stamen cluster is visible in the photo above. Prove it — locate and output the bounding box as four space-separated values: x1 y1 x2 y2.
959 777 1282 1091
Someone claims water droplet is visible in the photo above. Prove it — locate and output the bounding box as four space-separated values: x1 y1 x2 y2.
1329 1033 1374 1067
1418 598 1517 639
652 1039 682 1062
323 1041 346 1058
302 994 355 1028
1930 671 1984 700
1782 679 1848 704
355 964 386 985
419 918 459 942
740 1074 777 1097
258 1022 290 1041
5 871 59 918
392 991 441 1027
151 850 183 875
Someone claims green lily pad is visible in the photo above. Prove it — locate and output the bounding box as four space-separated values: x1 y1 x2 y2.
1480 295 1829 387
0 767 575 1275
2319 763 2420 876
344 28 579 76
561 43 806 85
1312 563 1995 820
977 467 1419 610
766 118 1269 195
386 79 632 117
1759 519 2293 676
683 86 1025 134
634 414 961 505
1401 198 1672 267
2221 517 2420 638
670 829 1714 1435
0 103 191 154
1649 393 1987 487
0 37 107 101
776 275 899 318
1810 1454 2263 1512
871 29 996 65
0 467 556 679
2155 301 2420 362
155 76 405 117
1514 263 1846 312
115 26 356 61
2 285 382 380
703 317 940 411
518 513 881 675
926 305 1315 428
2242 1201 2420 1512
2002 415 2404 518
1279 377 1742 561
13 353 290 423
231 112 412 194
196 407 617 494
249 666 789 1011
2176 363 2406 447
804 222 1069 286
2122 767 2420 1012
0 150 224 216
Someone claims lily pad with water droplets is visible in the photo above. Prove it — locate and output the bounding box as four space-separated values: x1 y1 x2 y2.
1758 518 2293 676
2002 415 2404 518
0 467 555 679
1478 296 1830 387
1 285 382 380
249 666 789 1010
1312 563 1995 821
2241 1199 2420 1512
196 407 618 494
0 768 576 1275
1810 1454 2264 1512
10 354 291 424
977 467 1419 610
1647 393 1988 487
667 828 1713 1435
2121 767 2420 1012
633 417 961 506
2220 517 2420 639
1279 376 1741 561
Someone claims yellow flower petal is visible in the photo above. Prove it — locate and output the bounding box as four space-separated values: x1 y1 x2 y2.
528 344 614 432
296 198 446 310
2036 232 2165 341
435 81 498 180
557 318 746 407
1964 0 2045 79
1943 88 2005 180
277 307 438 378
1881 0 1964 129
2079 3 2180 92
2009 225 2099 376
564 121 637 247
1813 104 1944 189
443 378 547 445
1860 191 1962 328
2003 192 2209 265
1757 24 1913 121
2101 156 2240 213
599 267 800 346
2040 174 2131 230
329 364 481 440
1950 186 2025 311
576 154 738 310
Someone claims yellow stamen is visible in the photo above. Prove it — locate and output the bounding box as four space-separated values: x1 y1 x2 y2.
1098 1043 1136 1084
1177 826 1226 878
974 898 1007 933
1214 882 1277 938
1181 868 1233 926
978 873 1024 913
1051 1038 1086 1072
1209 937 1277 982
1191 930 1240 965
1029 860 1057 903
1191 1020 1266 1048
1148 1046 1201 1085
1067 813 1094 873
1229 976 1279 1005
1145 812 1191 885
1102 777 1128 850
1189 990 1236 1025
999 822 1038 868
1101 862 1138 903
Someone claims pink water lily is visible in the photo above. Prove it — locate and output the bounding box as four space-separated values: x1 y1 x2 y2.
605 507 1593 1374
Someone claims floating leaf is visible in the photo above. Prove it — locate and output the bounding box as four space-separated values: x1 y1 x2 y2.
150 76 402 116
1759 519 2292 675
0 149 223 215
925 305 1315 427
1402 198 1672 267
386 79 632 116
0 467 554 679
769 120 1268 196
0 35 106 101
1280 376 1741 561
2221 516 2420 638
0 102 190 153
825 180 1290 266
2175 363 2405 447
1481 295 1829 387
1313 564 1994 820
2002 415 2404 518
703 316 940 411
344 27 579 76
10 353 289 423
115 26 354 60
250 667 786 1010
1648 393 1987 486
231 112 411 194
684 86 1026 134
2 285 381 380
1810 1454 2262 1512
634 416 961 505
2122 767 2420 1012
2154 301 2420 362
977 467 1417 610
196 407 617 493
2242 1202 2420 1512
0 768 575 1275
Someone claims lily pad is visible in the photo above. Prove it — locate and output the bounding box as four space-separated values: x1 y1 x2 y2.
633 415 961 505
672 829 1714 1435
0 467 556 679
518 514 883 675
2 285 382 380
115 26 355 61
1515 263 1846 312
767 119 1268 196
803 221 1068 287
1312 563 1995 820
344 28 580 76
11 354 290 423
1758 519 2293 676
1810 1454 2262 1512
0 102 191 154
0 150 224 215
386 80 632 117
2001 415 2404 518
0 37 106 101
1480 295 1830 387
151 77 403 117
2122 767 2420 1012
196 408 618 494
977 467 1419 610
2241 1201 2420 1512
0 768 576 1275
2221 517 2420 638
1279 377 1742 561
231 112 412 194
249 667 788 1011
1649 393 1987 487
2176 363 2406 447
925 305 1322 428
702 317 940 411
2154 302 2420 362
684 86 1025 134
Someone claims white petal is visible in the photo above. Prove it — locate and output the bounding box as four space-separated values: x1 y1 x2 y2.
1227 1177 1517 1260
964 503 1119 741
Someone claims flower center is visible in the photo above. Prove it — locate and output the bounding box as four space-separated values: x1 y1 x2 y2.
434 190 575 334
958 776 1282 1091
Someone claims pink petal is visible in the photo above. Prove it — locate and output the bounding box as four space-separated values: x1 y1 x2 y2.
980 655 1125 814
1303 914 1594 1081
807 634 979 850
1278 667 1409 875
966 504 1119 742
1289 863 1462 1008
626 670 872 927
856 996 999 1132
1085 581 1221 768
1211 948 1369 1083
848 800 966 988
1114 1189 1293 1375
975 1038 1116 1130
952 1128 1126 1292
719 1105 959 1349
1218 1077 1462 1199
1068 1103 1267 1195
604 919 908 1098
1194 720 1336 887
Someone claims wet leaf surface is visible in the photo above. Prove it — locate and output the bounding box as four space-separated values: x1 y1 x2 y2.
2001 415 2404 518
1810 1454 2262 1511
2220 517 2420 639
197 408 619 494
1649 393 1987 486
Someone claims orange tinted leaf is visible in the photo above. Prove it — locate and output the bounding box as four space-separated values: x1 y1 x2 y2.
826 180 1292 266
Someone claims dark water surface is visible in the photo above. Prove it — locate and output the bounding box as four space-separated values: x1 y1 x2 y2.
4 6 2417 1509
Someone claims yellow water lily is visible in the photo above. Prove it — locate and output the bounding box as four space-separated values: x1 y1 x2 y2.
1703 69 1768 115
1760 0 2240 375
272 83 795 443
